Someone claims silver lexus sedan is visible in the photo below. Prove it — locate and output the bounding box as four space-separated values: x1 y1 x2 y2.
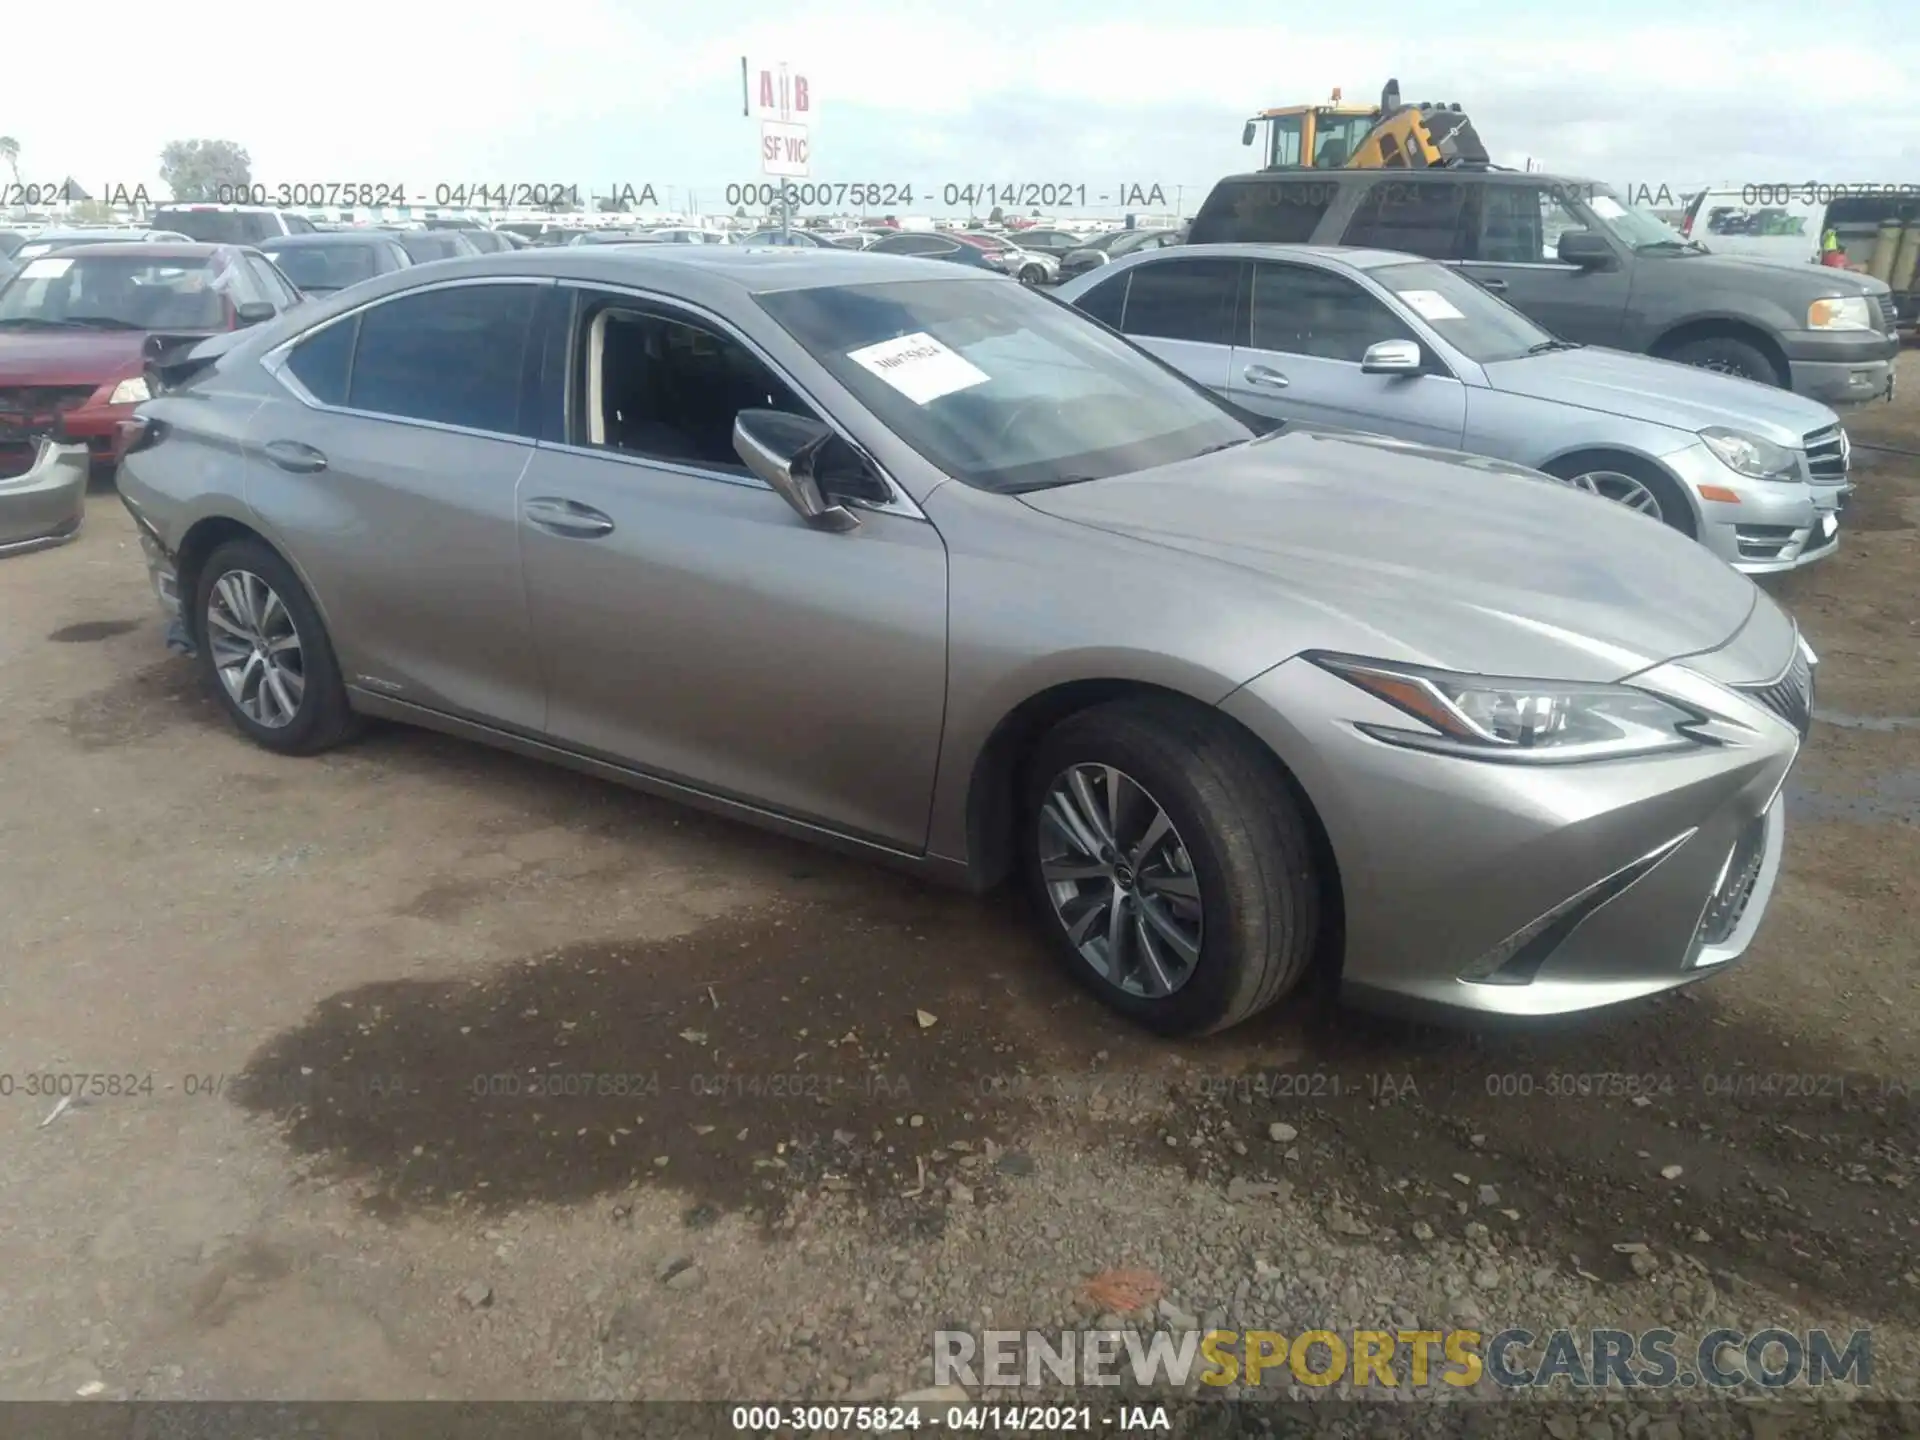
116 248 1813 1034
1056 244 1852 574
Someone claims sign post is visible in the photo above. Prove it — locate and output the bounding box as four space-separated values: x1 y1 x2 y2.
744 56 813 240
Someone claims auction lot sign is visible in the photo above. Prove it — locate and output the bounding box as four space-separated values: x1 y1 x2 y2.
744 56 813 180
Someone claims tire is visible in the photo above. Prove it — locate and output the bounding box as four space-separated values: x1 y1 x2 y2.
1541 452 1697 540
1021 697 1321 1036
194 536 358 755
1661 335 1784 388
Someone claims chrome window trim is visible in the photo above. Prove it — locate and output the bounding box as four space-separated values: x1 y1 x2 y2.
259 274 555 442
547 278 926 522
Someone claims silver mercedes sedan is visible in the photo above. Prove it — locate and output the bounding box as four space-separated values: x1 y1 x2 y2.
1056 244 1853 574
116 248 1812 1034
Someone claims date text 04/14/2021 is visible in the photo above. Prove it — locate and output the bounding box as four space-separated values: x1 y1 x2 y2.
727 1403 1170 1431
725 183 1173 210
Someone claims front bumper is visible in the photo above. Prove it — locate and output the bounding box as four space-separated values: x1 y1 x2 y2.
1779 328 1897 407
0 438 90 556
1220 648 1805 1021
1661 441 1844 574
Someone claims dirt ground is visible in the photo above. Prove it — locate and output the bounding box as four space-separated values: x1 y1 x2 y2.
3 354 1918 1431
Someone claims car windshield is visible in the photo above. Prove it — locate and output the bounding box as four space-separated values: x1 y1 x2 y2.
154 210 269 244
1110 230 1166 255
758 278 1255 493
1580 189 1699 252
0 253 230 330
262 242 379 291
1368 259 1555 365
395 233 471 260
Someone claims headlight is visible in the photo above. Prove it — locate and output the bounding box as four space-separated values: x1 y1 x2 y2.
1698 426 1798 481
1310 653 1712 763
1807 295 1875 331
108 377 151 405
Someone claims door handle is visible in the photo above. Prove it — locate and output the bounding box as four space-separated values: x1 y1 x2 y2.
523 496 616 538
1242 364 1290 390
1475 276 1508 293
262 439 327 473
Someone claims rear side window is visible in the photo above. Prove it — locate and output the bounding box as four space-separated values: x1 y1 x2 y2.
346 283 538 435
155 209 276 245
285 315 358 405
1341 180 1471 259
1119 259 1241 345
1189 181 1337 245
281 213 315 234
1072 273 1129 329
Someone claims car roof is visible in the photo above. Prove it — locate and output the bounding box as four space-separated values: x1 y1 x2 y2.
153 202 295 213
260 232 399 247
35 242 241 260
1208 167 1604 189
1137 241 1435 271
313 247 1002 302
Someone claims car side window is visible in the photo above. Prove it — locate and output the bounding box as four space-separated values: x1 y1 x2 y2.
284 314 359 406
1340 180 1471 259
1192 181 1336 244
246 255 300 308
1249 263 1417 363
576 301 819 475
1469 186 1584 263
1119 258 1241 346
1072 273 1129 329
346 283 539 435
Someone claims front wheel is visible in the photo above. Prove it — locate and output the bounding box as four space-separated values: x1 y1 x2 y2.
1542 453 1697 540
1019 265 1046 285
1022 698 1321 1036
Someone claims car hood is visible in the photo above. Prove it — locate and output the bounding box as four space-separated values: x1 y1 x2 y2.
1480 345 1840 448
1018 428 1765 682
1675 249 1893 298
0 330 151 387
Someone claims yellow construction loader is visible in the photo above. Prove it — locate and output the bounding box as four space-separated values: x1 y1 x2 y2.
1241 79 1490 170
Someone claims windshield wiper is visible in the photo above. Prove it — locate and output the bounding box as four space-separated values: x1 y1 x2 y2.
1526 338 1583 354
1635 239 1706 255
63 315 147 330
1192 438 1252 457
0 316 86 329
1006 475 1101 493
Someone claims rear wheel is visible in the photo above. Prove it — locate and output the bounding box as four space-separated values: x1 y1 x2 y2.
1022 698 1321 1035
1661 335 1785 388
194 537 358 756
1542 453 1697 540
1019 265 1046 285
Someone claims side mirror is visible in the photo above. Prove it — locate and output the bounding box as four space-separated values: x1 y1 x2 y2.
1556 230 1614 268
234 300 277 326
1360 339 1423 375
732 409 861 532
1241 121 1257 147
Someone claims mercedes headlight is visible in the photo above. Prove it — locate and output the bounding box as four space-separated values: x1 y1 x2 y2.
1807 296 1875 331
1698 426 1797 481
108 376 151 405
1311 654 1712 763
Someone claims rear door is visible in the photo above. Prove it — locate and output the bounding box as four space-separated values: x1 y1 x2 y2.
247 277 550 730
1106 256 1242 395
1228 259 1466 447
1452 183 1633 345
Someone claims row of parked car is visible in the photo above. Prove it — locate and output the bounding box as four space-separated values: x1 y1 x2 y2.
0 173 1882 1040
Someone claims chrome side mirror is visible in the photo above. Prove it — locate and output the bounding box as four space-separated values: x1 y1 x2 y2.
1360 339 1423 375
732 409 860 532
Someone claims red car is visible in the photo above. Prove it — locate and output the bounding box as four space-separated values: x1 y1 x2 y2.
0 242 302 485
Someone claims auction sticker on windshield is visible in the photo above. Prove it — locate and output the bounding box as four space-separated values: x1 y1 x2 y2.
848 331 989 404
1399 289 1465 322
19 258 74 279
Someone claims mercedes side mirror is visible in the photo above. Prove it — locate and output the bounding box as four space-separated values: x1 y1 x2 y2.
1360 339 1423 375
1557 230 1614 268
733 409 861 532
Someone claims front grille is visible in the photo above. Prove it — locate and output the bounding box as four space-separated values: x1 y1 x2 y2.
0 384 95 416
1877 293 1899 332
1802 425 1849 485
1696 816 1768 946
1737 647 1815 738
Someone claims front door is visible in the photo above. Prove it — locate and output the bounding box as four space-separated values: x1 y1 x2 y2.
516 292 950 850
1455 184 1633 346
1227 259 1466 447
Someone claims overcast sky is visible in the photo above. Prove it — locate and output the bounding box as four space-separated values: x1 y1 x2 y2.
6 0 1918 215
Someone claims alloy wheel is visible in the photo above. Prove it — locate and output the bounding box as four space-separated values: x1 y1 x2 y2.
1037 763 1204 998
1564 469 1665 521
206 569 306 729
